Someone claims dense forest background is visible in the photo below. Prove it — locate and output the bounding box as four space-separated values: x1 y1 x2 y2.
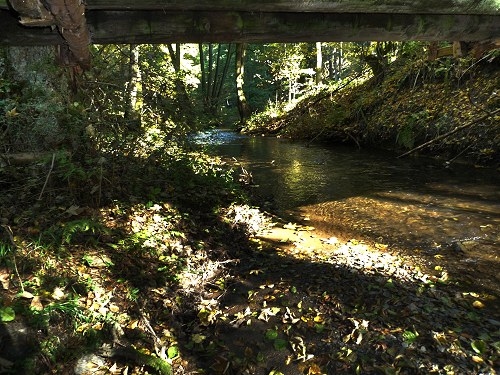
0 42 499 374
1 42 499 169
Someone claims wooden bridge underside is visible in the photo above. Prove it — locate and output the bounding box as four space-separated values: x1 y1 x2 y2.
1 0 500 68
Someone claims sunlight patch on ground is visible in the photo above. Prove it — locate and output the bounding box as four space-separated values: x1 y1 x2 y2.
255 222 439 288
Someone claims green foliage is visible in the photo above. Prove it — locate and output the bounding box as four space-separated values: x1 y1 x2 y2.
61 219 104 245
126 287 140 302
396 111 428 150
0 242 13 266
42 218 105 247
396 123 415 149
402 330 419 345
140 44 197 132
433 58 454 83
0 47 84 154
57 152 88 182
0 306 15 322
39 336 61 363
471 339 487 354
167 345 179 359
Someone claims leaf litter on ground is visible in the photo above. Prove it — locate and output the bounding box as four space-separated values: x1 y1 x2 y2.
1 197 499 374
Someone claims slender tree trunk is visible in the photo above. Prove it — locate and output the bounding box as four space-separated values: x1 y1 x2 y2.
206 43 214 109
211 44 222 100
199 43 206 99
235 43 251 125
167 43 194 126
167 43 180 71
315 41 322 86
125 44 141 124
199 44 235 116
215 44 234 101
338 42 343 80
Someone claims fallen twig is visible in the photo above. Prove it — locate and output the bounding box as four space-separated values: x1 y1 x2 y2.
38 152 56 200
397 107 500 158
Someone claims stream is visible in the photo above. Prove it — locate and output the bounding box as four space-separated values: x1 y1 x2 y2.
193 129 500 299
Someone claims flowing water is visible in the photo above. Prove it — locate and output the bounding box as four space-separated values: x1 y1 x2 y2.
193 129 500 297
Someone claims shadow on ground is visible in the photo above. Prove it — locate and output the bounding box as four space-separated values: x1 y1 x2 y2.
0 148 498 375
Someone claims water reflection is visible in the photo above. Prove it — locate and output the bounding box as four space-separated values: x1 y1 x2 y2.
193 129 500 291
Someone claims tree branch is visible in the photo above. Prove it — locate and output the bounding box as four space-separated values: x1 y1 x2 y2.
397 107 500 158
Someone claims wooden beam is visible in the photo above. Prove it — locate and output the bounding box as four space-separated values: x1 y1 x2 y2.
1 9 499 45
1 0 499 15
0 10 64 45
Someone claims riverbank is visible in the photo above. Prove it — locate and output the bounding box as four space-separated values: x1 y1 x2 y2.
1 136 499 374
243 52 500 167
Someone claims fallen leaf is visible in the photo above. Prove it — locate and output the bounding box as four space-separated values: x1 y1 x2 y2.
472 300 485 309
308 363 323 374
471 355 484 363
20 291 34 299
30 296 44 311
52 287 65 300
0 270 10 290
5 107 18 118
128 320 139 329
191 334 206 344
65 205 83 216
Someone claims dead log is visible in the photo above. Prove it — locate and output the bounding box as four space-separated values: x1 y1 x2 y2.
0 151 68 166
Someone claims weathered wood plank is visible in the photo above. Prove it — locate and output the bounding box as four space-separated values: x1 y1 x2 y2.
1 9 499 45
1 0 500 14
0 10 64 45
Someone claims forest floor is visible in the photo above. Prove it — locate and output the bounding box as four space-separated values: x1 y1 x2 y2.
1 144 499 375
1 52 499 375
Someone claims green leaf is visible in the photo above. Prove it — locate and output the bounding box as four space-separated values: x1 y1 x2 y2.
492 341 500 351
471 339 486 354
314 323 325 333
402 330 418 344
273 338 288 351
0 306 15 322
191 333 206 344
265 329 278 340
167 345 179 359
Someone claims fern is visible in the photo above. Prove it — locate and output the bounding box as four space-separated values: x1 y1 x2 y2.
396 123 415 149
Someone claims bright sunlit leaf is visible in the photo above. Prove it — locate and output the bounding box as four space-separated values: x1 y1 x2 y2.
471 340 486 354
0 307 15 322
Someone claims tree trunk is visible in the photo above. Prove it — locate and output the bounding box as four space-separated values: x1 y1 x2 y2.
334 42 343 81
215 44 234 101
167 43 181 71
315 41 322 86
235 43 251 125
167 43 194 126
206 43 214 110
199 44 234 116
124 44 141 124
199 43 206 99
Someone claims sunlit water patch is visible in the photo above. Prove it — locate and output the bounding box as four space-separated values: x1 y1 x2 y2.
193 129 500 297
